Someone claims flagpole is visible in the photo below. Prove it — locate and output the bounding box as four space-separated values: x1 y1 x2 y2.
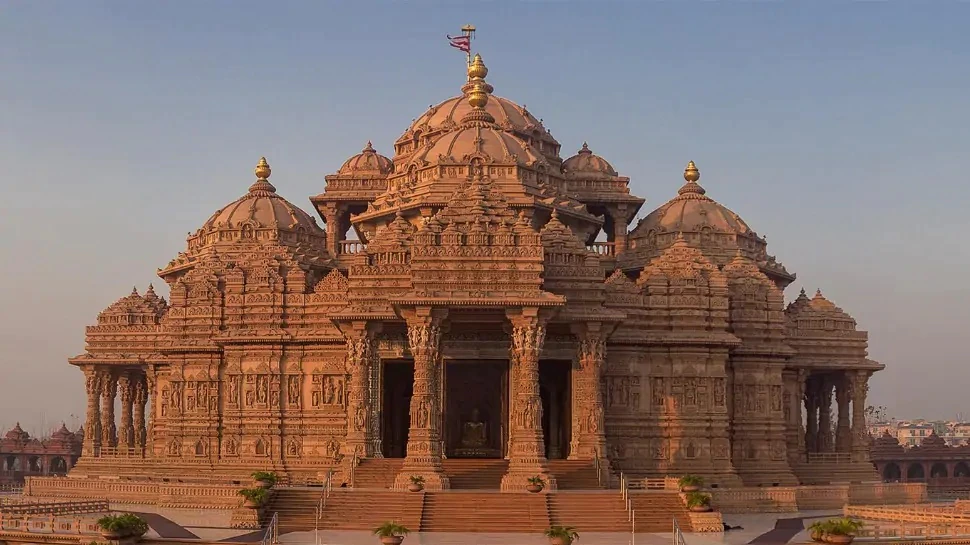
461 24 476 67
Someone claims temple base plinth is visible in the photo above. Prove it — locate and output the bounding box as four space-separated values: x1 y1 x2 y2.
394 458 450 490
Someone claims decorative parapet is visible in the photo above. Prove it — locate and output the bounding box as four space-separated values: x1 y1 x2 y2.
229 507 262 529
688 510 724 533
25 476 242 509
711 482 927 514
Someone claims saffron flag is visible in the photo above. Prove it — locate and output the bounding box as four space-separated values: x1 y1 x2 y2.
447 34 471 53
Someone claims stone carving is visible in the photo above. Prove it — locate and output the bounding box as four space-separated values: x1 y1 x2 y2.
64 59 883 493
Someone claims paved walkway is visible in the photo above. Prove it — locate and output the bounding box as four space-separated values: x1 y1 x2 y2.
131 511 200 539
748 517 807 544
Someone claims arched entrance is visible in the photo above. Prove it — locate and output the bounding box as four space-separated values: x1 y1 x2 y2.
882 462 902 481
955 462 970 478
50 457 68 474
931 462 948 479
907 463 926 481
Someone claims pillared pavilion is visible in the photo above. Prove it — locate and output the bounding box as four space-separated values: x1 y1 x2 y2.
68 54 882 490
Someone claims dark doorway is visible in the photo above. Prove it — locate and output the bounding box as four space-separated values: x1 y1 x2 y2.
540 360 571 459
445 361 508 458
381 361 414 458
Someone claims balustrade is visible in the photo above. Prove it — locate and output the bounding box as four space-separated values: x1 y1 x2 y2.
586 242 615 256
338 240 365 255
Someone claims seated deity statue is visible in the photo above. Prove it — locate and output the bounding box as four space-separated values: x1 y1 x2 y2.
461 408 487 448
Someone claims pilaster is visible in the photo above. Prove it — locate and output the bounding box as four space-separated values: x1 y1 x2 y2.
568 322 610 462
338 321 381 458
394 307 449 490
501 307 556 491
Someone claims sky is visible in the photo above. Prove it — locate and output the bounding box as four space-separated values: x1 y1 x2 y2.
1 2 968 435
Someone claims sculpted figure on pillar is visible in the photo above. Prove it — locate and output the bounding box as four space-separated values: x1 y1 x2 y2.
117 373 135 450
338 322 380 458
100 370 118 448
83 367 103 455
502 307 556 491
393 308 449 490
132 374 148 450
569 322 611 461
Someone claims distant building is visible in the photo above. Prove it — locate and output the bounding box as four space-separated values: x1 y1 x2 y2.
897 423 936 447
0 423 82 483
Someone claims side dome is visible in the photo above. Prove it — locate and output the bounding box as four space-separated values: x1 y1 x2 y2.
187 158 326 252
562 143 618 179
5 423 28 442
338 141 393 176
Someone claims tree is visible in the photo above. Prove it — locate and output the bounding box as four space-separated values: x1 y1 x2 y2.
865 405 888 424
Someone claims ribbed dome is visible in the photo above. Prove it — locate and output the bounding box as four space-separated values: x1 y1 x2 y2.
415 124 545 166
406 95 552 142
187 158 326 252
338 141 393 176
562 143 618 179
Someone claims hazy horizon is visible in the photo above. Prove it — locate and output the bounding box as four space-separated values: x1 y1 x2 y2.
2 2 968 434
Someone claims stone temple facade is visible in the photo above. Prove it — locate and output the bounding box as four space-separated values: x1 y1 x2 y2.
69 55 882 489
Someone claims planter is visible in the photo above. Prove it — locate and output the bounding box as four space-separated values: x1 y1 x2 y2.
380 537 404 545
244 499 261 509
689 505 712 512
548 538 573 545
527 484 543 493
681 485 701 492
810 529 823 542
100 530 123 540
823 535 854 545
407 483 424 493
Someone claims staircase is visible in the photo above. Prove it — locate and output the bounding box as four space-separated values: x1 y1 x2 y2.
265 488 319 534
420 492 550 532
629 491 694 532
442 459 508 489
547 460 606 490
271 488 423 533
547 493 630 531
353 458 404 489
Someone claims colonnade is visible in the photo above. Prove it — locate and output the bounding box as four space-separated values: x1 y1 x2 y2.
799 370 871 463
82 367 151 457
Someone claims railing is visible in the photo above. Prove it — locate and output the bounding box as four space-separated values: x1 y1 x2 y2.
349 452 359 488
807 452 853 463
586 242 616 256
260 512 279 545
619 472 635 534
593 455 603 488
672 518 688 545
0 499 109 516
314 470 333 538
338 240 365 255
845 503 970 524
0 484 22 494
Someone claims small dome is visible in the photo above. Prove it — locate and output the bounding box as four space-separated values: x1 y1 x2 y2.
5 423 28 442
562 143 618 179
52 423 73 441
96 285 167 326
634 161 753 236
187 157 326 253
338 141 393 176
415 124 545 166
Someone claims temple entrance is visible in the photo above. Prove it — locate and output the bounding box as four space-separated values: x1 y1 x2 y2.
540 360 571 459
445 361 508 458
381 361 413 458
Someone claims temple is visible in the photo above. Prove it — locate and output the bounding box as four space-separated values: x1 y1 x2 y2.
66 54 883 490
0 423 81 483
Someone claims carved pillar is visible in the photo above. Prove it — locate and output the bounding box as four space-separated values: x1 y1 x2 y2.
82 367 102 457
835 373 852 452
783 369 800 464
805 377 818 455
322 203 340 256
817 377 833 452
133 373 148 451
117 373 135 451
568 323 608 461
850 370 871 463
339 322 379 458
145 367 157 456
100 370 117 449
394 308 449 490
797 369 807 458
502 308 556 491
368 348 383 458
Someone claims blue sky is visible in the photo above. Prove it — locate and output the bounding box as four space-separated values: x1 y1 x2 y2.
1 2 968 434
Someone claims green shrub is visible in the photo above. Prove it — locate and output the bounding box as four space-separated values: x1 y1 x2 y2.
238 487 269 505
373 522 410 538
809 518 863 536
684 491 711 508
251 471 277 485
545 525 579 542
96 513 149 536
678 475 704 488
408 475 425 485
527 476 546 487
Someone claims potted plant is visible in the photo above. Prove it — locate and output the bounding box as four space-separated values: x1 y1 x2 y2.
684 491 712 512
527 476 545 493
545 525 579 545
810 518 863 544
96 514 149 540
238 487 269 508
251 471 277 489
678 474 704 492
407 475 425 493
373 522 410 545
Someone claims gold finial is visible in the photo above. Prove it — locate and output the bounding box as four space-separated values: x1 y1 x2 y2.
468 53 488 80
467 82 489 109
255 157 272 179
684 160 700 183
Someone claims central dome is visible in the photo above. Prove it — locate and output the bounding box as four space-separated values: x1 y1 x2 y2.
394 54 561 162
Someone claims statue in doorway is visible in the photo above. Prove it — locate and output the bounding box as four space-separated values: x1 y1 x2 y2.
461 408 487 448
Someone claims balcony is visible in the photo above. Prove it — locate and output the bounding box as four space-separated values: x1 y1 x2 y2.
586 242 616 256
338 240 365 255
